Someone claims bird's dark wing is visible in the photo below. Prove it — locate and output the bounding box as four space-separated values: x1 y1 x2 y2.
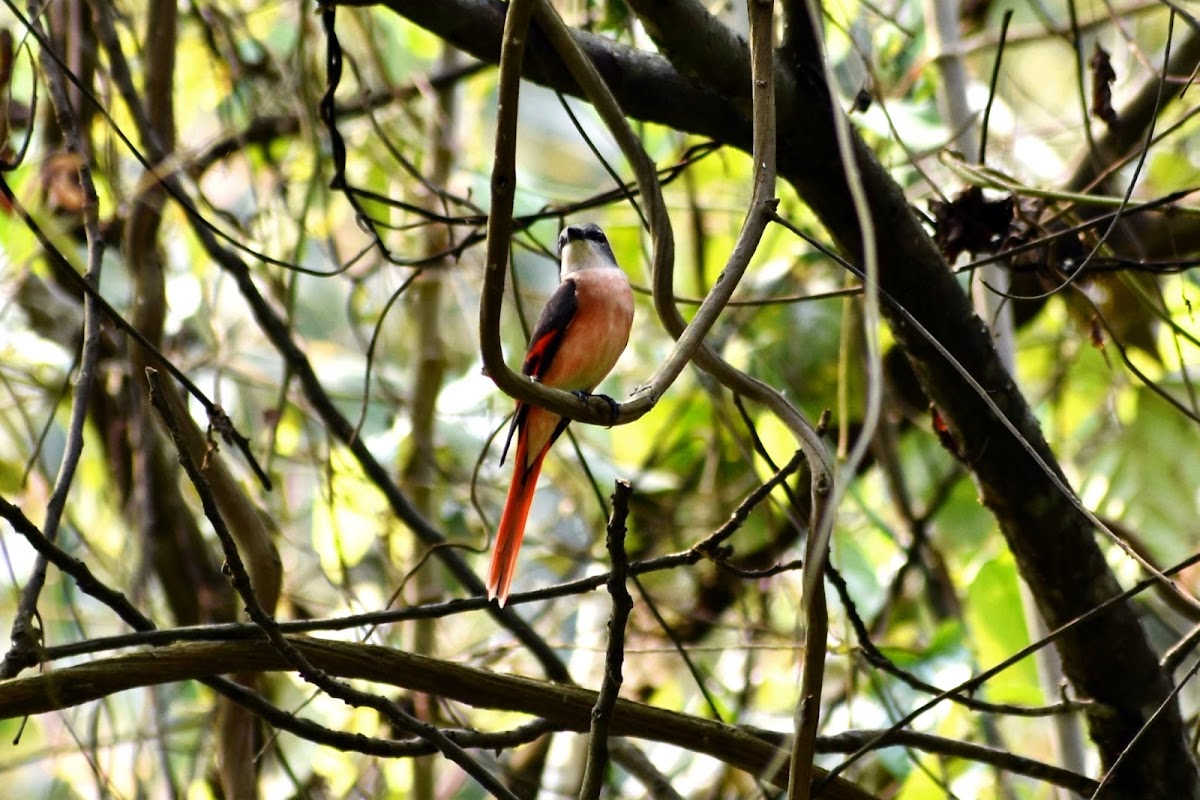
521 278 578 380
499 278 578 466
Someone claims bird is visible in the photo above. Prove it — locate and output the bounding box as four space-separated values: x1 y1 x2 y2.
487 222 635 606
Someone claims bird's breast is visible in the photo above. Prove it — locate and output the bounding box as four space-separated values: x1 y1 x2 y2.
540 267 634 392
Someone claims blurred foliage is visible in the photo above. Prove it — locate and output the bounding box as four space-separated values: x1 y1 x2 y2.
0 0 1196 798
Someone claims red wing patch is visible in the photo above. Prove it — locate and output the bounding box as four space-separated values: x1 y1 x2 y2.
522 328 563 380
500 278 578 466
521 278 578 380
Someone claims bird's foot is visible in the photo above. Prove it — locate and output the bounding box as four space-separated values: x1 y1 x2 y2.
572 390 621 425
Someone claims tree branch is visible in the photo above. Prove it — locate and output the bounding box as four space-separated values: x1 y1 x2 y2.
0 636 1109 797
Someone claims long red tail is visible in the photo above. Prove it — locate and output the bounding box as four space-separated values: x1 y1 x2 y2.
487 431 550 606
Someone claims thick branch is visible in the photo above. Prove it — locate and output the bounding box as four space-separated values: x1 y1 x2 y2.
0 638 876 800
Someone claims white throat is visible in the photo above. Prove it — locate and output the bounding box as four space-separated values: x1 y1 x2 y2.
561 241 617 275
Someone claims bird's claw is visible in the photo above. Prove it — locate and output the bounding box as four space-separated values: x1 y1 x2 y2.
573 390 621 425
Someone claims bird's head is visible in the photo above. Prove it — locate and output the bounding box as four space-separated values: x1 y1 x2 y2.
558 222 618 274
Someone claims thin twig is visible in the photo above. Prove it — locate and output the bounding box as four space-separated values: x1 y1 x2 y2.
0 0 107 680
827 564 1087 717
693 449 808 557
977 10 1013 165
579 480 634 799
